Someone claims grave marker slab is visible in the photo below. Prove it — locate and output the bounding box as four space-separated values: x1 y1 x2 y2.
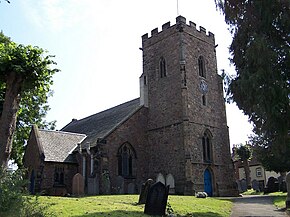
72 173 84 196
138 179 154 204
240 179 247 192
252 179 260 192
88 176 99 195
266 177 279 193
128 183 135 194
144 181 169 216
116 176 124 194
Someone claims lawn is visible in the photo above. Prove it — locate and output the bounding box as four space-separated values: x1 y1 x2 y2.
33 194 232 217
269 192 287 209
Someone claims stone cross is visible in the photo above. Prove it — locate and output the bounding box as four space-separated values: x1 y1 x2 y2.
286 172 290 208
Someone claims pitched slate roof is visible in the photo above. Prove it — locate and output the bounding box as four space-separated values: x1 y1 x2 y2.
38 129 86 163
61 98 142 146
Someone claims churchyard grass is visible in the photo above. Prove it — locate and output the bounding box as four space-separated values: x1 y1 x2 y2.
269 192 287 209
30 194 232 217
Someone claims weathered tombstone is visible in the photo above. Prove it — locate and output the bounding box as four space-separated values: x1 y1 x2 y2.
166 174 175 194
72 173 84 196
128 183 135 194
286 172 290 208
88 176 99 195
252 179 260 192
144 181 169 216
236 180 242 193
116 176 124 194
240 179 247 192
101 170 111 194
138 179 154 204
266 177 279 193
280 181 287 193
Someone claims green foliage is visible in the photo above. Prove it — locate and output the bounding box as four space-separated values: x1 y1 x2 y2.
217 0 290 173
0 168 54 217
0 168 26 213
0 31 58 167
234 144 252 162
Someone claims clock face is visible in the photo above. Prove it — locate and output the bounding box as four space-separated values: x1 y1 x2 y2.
200 80 208 93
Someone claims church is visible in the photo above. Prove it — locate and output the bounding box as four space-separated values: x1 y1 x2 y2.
23 16 236 196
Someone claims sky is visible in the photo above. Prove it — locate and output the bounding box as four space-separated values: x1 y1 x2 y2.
0 0 253 147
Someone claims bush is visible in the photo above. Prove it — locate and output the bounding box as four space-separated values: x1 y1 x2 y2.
0 168 26 213
0 168 55 217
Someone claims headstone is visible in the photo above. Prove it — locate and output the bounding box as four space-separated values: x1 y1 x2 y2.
138 179 154 204
236 180 242 193
101 170 111 194
156 173 165 185
88 176 99 195
286 172 290 208
72 173 84 196
240 179 247 192
116 176 124 194
144 182 169 216
128 183 135 194
166 174 175 194
266 177 279 193
252 179 260 192
280 181 287 193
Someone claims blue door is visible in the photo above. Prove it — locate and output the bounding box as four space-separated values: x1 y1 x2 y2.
204 169 212 196
29 170 35 194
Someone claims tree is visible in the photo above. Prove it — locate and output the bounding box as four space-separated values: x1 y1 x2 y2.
216 0 290 173
233 144 252 188
0 32 58 168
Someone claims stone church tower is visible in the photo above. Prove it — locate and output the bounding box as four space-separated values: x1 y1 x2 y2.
140 16 235 196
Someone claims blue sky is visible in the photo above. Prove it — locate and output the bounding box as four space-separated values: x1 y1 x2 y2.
0 0 253 146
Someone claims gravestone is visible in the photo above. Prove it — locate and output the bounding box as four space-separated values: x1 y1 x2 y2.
252 179 260 192
101 170 111 194
128 183 135 194
240 179 247 192
116 176 124 194
266 177 279 193
88 176 99 195
138 179 154 204
144 181 169 216
280 181 287 193
236 180 242 193
72 173 84 196
286 172 290 208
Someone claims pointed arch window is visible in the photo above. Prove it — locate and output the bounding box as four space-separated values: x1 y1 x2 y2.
117 143 136 177
159 57 167 78
202 130 212 163
198 56 206 78
54 166 64 186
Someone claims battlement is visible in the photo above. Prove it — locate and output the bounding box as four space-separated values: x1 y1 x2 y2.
142 15 215 44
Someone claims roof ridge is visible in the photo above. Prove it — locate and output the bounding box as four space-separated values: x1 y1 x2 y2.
62 97 140 129
39 128 86 137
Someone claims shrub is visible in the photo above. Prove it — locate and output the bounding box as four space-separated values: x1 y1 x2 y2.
0 168 55 217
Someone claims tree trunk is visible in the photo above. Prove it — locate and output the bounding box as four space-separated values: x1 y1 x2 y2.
0 72 23 168
243 160 251 189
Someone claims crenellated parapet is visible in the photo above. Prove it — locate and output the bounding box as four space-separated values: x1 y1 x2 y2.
142 15 215 47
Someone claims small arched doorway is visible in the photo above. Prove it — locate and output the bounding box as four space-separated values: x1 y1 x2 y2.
29 169 35 194
204 168 212 196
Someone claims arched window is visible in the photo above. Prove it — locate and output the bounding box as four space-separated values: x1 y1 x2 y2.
198 56 206 78
202 94 206 106
159 57 167 78
202 130 212 163
117 143 136 177
54 167 65 186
